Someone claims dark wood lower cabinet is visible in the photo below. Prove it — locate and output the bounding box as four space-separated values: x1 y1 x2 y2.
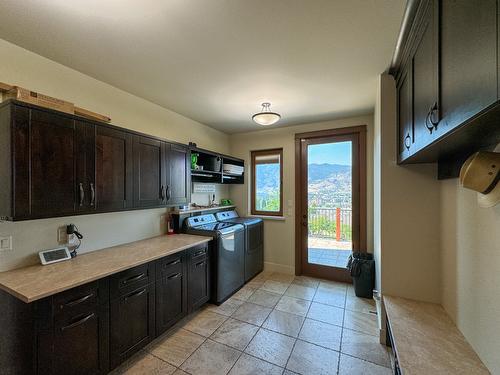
187 245 211 312
0 243 212 374
156 253 187 336
109 283 155 370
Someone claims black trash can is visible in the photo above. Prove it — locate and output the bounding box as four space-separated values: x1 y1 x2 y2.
346 252 375 298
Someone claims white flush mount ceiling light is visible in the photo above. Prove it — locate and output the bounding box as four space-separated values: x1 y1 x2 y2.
252 102 281 126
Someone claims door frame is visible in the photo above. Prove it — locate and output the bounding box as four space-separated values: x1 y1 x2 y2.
294 126 367 281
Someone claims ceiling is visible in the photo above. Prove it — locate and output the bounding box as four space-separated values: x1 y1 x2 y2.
0 0 405 133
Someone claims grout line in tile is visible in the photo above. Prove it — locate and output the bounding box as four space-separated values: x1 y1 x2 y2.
282 278 319 373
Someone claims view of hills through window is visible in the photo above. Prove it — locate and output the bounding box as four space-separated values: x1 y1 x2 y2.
307 141 353 268
255 162 281 212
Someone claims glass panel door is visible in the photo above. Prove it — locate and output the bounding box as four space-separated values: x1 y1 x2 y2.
307 141 353 269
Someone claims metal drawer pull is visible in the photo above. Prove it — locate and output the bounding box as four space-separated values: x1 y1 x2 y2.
124 288 147 301
61 293 94 309
167 272 181 280
193 250 206 257
61 313 95 331
122 273 145 284
164 259 181 267
195 261 206 267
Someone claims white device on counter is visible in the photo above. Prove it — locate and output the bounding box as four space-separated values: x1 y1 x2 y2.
39 246 72 265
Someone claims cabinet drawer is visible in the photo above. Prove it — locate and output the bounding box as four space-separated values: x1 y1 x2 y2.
110 263 154 298
53 282 100 320
156 252 184 279
188 244 208 260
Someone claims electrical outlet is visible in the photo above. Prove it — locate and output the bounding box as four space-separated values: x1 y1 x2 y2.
57 226 68 244
0 236 12 252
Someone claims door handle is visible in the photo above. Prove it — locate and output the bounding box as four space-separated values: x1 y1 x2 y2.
79 183 85 206
90 182 95 206
166 185 171 201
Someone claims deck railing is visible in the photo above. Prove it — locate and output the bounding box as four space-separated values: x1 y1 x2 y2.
308 207 352 241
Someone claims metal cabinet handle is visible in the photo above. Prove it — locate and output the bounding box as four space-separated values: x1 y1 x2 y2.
429 102 439 126
79 183 85 206
164 259 181 268
122 273 145 285
160 185 166 201
124 288 147 301
425 102 439 133
404 133 411 150
90 182 95 206
195 260 206 267
193 249 205 257
61 293 94 309
167 272 181 280
166 185 171 202
61 313 95 331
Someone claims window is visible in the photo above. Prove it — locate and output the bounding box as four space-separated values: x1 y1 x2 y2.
251 148 283 216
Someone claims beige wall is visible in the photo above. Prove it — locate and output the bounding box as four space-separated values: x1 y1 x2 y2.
0 39 230 272
374 74 441 303
441 169 500 374
228 115 374 274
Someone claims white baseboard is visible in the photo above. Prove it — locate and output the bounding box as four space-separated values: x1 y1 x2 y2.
264 261 295 275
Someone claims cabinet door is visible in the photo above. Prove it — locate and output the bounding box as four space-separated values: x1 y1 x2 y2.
440 0 497 134
52 307 109 375
75 120 96 213
30 109 77 217
187 246 210 312
156 261 187 335
397 65 413 161
412 0 439 151
95 127 133 211
133 136 166 208
109 284 155 369
166 144 191 206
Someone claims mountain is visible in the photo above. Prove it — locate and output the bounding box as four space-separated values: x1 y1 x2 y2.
307 163 351 182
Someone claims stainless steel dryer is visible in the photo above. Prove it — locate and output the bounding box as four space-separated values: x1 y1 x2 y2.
183 214 245 304
215 210 263 282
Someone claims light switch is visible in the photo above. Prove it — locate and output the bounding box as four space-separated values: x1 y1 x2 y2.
0 236 12 251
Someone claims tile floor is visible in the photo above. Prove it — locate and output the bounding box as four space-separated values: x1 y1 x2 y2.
111 272 392 375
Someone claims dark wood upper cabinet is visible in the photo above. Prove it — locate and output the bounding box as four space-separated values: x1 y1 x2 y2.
411 0 439 151
393 0 500 175
133 136 166 208
397 64 413 160
75 120 96 214
30 109 77 218
440 0 497 133
95 126 133 212
166 144 191 206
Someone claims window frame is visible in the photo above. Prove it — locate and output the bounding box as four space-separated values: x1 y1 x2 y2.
251 148 284 217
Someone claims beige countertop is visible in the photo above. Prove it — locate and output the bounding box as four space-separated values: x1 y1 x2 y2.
384 295 489 375
0 234 211 303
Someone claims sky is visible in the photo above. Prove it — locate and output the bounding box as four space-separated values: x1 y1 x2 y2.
307 141 352 165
